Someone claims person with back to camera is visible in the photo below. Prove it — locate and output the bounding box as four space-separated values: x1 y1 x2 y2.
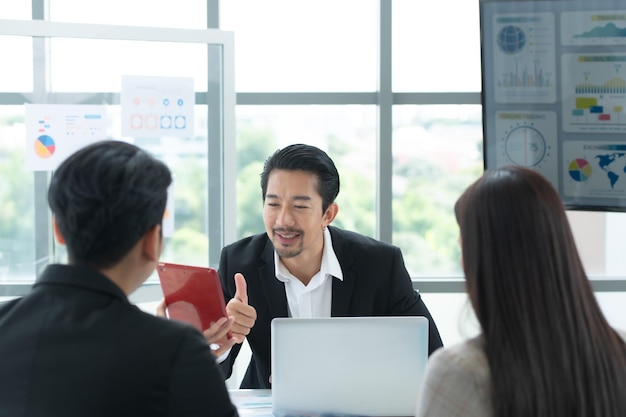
212 143 444 389
415 165 626 417
0 140 238 417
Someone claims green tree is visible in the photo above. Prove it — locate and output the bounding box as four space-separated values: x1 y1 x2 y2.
235 124 277 239
392 158 482 275
0 122 36 278
237 161 265 238
163 227 209 266
236 125 277 172
171 156 207 232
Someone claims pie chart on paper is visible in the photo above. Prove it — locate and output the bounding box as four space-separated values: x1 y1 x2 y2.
34 135 56 158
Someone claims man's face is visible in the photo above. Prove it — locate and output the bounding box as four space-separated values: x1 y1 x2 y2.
263 169 328 260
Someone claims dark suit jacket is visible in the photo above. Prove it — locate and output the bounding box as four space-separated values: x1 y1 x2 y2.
218 226 444 389
0 264 238 417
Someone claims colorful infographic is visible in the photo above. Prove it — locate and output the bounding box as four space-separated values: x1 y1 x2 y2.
561 53 626 133
563 141 626 198
493 12 557 104
482 2 626 210
34 135 56 158
121 75 194 139
25 104 107 171
495 111 558 188
561 11 626 46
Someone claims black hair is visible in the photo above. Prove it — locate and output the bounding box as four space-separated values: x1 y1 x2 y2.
260 143 340 213
455 165 626 417
48 140 172 269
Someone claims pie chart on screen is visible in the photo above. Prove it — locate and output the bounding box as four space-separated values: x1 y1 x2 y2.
34 135 56 158
568 158 592 182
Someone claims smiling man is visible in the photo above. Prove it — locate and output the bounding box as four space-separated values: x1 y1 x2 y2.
217 143 444 389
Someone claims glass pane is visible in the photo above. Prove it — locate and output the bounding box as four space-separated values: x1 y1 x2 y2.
0 25 229 294
570 211 626 279
49 38 208 92
235 105 377 239
103 105 212 281
606 212 626 276
392 0 482 92
419 292 480 346
49 0 207 29
5 103 213 284
392 105 484 277
420 291 626 346
220 0 377 92
0 106 36 282
0 36 33 92
0 1 31 19
595 292 626 333
566 211 610 277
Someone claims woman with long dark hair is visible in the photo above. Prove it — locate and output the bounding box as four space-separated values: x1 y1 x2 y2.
416 165 626 417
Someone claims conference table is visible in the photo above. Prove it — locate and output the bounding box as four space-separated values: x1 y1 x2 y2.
229 390 273 416
228 389 415 417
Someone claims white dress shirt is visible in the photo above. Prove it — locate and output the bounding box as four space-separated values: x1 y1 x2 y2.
217 227 343 362
274 227 344 318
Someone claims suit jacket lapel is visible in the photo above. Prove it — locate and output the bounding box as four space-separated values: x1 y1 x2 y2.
257 238 289 318
329 228 356 317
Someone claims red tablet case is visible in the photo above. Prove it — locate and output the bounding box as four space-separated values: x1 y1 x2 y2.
157 262 231 336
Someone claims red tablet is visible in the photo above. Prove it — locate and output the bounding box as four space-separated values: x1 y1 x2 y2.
157 262 231 338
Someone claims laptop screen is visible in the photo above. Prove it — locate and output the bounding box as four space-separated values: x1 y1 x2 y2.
271 316 429 417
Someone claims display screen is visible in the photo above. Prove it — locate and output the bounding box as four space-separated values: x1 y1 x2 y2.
481 0 626 211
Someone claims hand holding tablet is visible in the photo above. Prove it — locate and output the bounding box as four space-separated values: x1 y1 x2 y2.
157 262 232 339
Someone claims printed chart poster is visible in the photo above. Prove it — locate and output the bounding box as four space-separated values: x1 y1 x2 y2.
561 10 626 46
25 104 107 171
493 12 557 104
495 111 558 188
121 76 194 139
563 141 626 198
561 53 626 133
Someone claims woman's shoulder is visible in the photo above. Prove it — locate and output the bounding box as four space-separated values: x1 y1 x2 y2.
417 336 493 417
428 336 489 377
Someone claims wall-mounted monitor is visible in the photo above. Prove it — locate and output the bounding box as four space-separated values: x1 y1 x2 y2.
480 0 626 211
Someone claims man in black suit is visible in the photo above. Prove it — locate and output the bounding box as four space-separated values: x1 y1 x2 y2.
217 143 444 389
0 140 238 417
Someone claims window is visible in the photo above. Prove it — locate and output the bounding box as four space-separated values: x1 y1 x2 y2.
0 18 234 292
0 36 33 92
235 105 377 239
392 105 483 277
392 0 482 92
220 0 378 92
1 0 624 344
49 0 207 28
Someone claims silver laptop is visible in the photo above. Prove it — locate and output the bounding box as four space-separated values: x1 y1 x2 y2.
271 316 429 417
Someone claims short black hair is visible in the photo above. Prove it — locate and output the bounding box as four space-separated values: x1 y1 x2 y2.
260 143 340 213
48 140 172 269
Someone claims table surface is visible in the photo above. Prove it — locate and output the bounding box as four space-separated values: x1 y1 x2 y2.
228 389 413 417
229 389 273 416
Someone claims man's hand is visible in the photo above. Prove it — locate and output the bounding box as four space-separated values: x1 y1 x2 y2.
156 298 237 358
226 273 257 343
203 316 237 358
155 298 167 317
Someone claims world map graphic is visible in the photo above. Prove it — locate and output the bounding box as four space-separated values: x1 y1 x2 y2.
595 152 626 188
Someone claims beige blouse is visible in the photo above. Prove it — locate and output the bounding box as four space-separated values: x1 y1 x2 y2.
416 329 626 417
416 336 492 417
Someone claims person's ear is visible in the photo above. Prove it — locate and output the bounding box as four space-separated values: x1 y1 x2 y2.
142 225 162 262
52 216 66 245
322 202 339 228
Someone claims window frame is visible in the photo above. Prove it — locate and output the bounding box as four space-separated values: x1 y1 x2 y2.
0 17 235 302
